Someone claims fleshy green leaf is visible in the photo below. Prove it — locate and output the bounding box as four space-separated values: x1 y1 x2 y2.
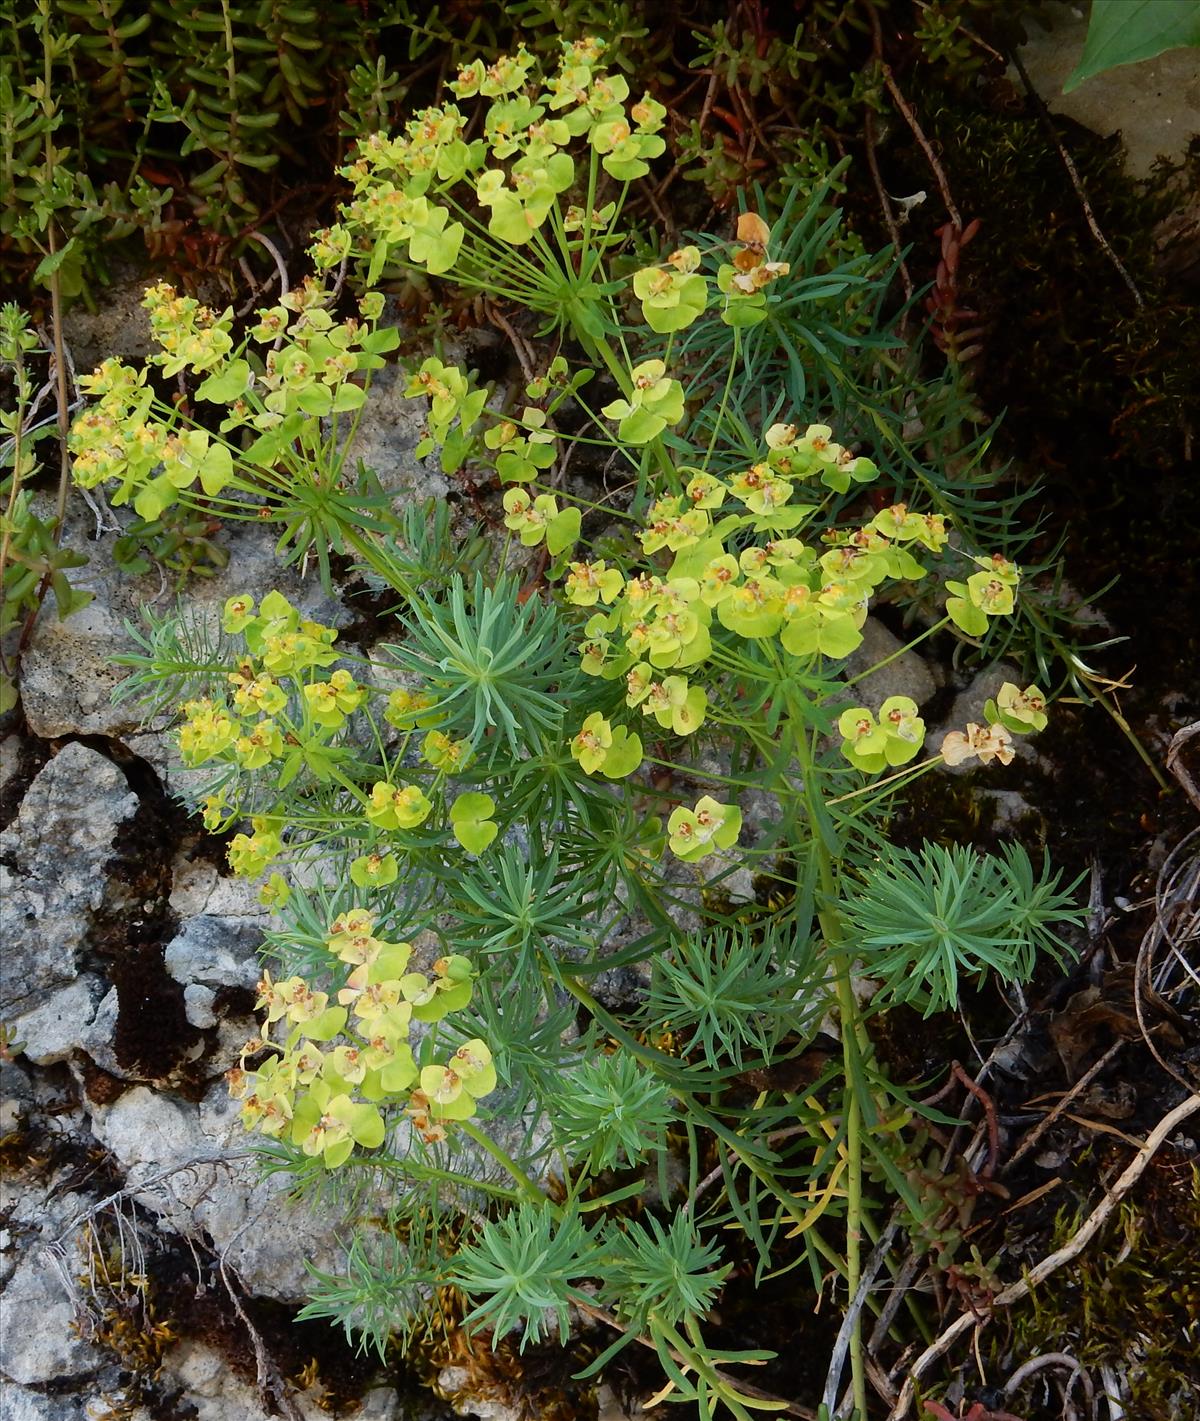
451 791 499 854
1065 1 1200 92
547 506 581 557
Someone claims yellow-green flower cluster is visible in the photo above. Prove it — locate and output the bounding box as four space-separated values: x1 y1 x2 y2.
70 358 228 519
329 37 668 275
501 488 580 555
229 908 495 1166
571 431 933 710
940 682 1049 769
667 796 742 863
986 681 1047 734
141 281 235 377
601 360 685 446
945 553 1021 637
69 283 396 521
570 712 642 779
173 594 371 876
838 697 926 773
632 246 708 334
405 358 489 459
485 407 556 483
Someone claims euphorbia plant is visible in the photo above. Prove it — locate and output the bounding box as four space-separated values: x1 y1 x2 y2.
67 282 402 587
107 39 1089 1421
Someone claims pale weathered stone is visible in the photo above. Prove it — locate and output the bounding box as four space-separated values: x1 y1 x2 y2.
0 1248 102 1385
163 914 263 994
20 508 347 741
87 1084 347 1302
842 616 936 710
0 1385 93 1420
0 744 138 1017
10 976 104 1065
1016 4 1200 179
341 361 450 504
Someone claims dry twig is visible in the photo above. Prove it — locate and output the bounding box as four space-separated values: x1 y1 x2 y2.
1008 47 1144 309
1003 1041 1123 1173
1004 1350 1094 1415
867 5 960 231
1166 722 1200 811
886 1091 1200 1419
1134 826 1199 1092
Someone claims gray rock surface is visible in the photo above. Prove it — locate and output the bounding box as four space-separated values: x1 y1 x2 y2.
20 509 347 741
0 1247 103 1385
0 744 138 1017
1016 2 1200 179
169 856 272 925
88 1084 347 1302
342 361 450 504
61 263 156 374
10 975 105 1065
163 914 263 996
0 731 30 804
931 663 1042 777
842 616 937 710
163 1337 408 1421
0 1386 93 1420
77 988 127 1080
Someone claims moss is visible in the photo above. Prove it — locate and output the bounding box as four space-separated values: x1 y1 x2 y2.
998 1157 1200 1420
884 80 1199 475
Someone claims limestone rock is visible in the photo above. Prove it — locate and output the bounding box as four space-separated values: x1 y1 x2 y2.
931 663 1039 776
164 1339 409 1421
0 1386 93 1420
163 914 263 995
20 509 346 741
87 1084 348 1302
10 976 105 1065
0 1248 103 1385
169 855 271 925
0 731 31 807
78 988 122 1079
842 616 936 710
342 361 449 504
61 263 156 374
0 744 138 1018
1016 6 1200 180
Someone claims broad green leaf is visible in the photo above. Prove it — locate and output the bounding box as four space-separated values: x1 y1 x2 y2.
359 327 400 355
348 1102 385 1147
547 506 581 556
616 406 665 445
199 442 233 496
331 382 367 412
450 791 498 854
196 359 251 404
324 1137 354 1168
599 725 642 779
133 475 175 522
305 1006 348 1041
1065 0 1200 92
32 237 78 284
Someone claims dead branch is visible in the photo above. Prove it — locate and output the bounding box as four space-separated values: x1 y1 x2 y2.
1003 1041 1123 1173
1166 722 1200 810
886 1091 1200 1420
1008 48 1144 309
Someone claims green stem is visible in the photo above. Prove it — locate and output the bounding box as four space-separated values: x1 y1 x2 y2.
788 699 867 1421
458 1119 550 1209
571 327 676 493
701 326 740 474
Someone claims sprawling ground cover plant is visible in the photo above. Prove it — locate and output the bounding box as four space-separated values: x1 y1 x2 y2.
85 40 1086 1421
